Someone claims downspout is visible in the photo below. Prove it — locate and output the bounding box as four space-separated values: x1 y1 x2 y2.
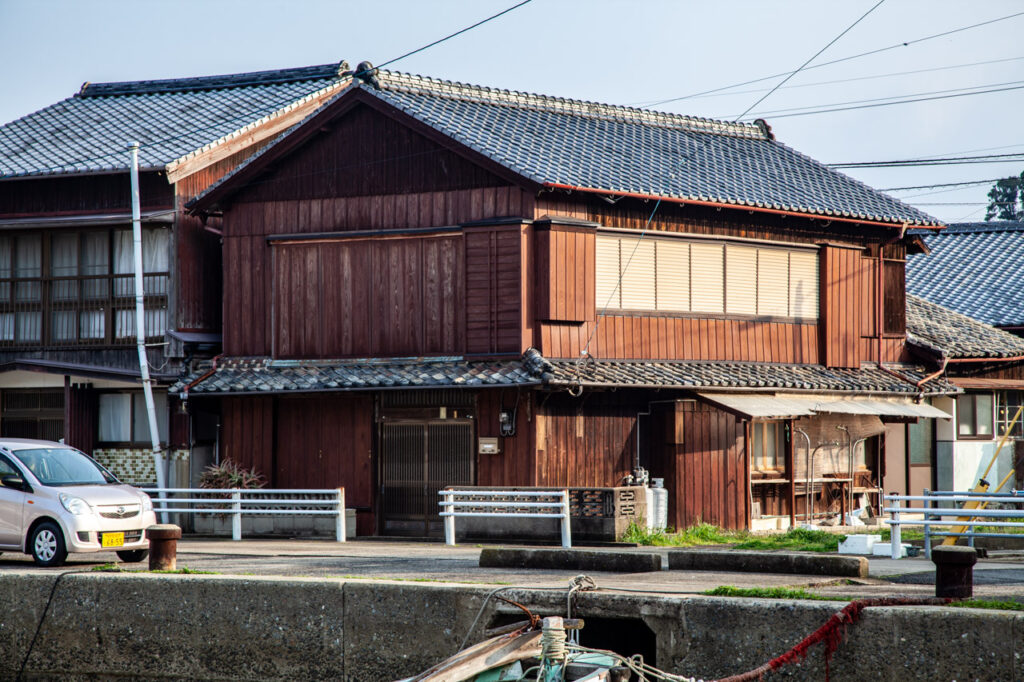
794 427 811 524
130 143 167 521
837 425 852 521
916 356 949 389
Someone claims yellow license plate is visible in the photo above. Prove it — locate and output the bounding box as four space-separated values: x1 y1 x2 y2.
101 532 125 548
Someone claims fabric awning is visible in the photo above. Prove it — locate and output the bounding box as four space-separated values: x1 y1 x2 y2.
697 393 952 420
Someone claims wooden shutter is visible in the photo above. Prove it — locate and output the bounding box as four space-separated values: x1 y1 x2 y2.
757 248 789 317
690 242 724 313
656 240 690 312
595 236 620 310
789 250 819 320
725 245 756 315
620 239 656 310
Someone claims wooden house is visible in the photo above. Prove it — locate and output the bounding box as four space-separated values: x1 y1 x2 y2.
0 62 351 484
182 67 956 536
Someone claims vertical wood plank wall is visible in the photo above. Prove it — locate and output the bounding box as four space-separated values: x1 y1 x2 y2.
476 390 537 487
534 226 595 323
820 245 864 368
464 225 525 355
220 396 275 483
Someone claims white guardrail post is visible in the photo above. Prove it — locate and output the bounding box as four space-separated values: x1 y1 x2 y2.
890 493 901 560
443 490 456 546
335 487 346 543
231 491 242 541
560 490 572 549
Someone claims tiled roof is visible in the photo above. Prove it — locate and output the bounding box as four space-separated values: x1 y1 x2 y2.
174 356 541 395
906 294 1024 359
531 352 956 396
0 62 348 178
175 350 957 397
192 70 940 226
907 221 1024 327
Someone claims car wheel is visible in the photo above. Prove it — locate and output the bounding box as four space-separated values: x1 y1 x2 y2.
116 549 149 563
30 522 68 567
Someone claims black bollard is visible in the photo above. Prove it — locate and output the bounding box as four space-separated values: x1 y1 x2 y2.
931 545 978 598
147 524 182 571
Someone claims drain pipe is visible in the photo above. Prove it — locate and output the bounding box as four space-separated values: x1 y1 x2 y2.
794 428 811 523
130 143 167 522
837 426 852 522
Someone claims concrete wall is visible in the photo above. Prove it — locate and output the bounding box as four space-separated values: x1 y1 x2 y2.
0 573 1021 681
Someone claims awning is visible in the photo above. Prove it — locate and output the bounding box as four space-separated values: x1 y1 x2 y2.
697 393 952 420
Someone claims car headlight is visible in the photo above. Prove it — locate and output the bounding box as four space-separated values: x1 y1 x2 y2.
140 495 153 512
59 493 93 515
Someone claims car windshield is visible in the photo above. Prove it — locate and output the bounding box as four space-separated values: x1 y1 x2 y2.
12 448 116 486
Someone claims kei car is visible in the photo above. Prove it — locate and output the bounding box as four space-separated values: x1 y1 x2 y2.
0 438 156 566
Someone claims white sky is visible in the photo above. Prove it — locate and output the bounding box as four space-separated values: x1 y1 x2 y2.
1 0 1021 224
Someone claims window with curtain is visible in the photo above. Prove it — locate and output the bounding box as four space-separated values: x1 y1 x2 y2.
98 391 169 445
957 393 994 439
596 234 819 319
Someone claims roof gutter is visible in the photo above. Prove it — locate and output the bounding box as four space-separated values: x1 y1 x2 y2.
916 356 948 389
946 354 1024 364
540 182 943 230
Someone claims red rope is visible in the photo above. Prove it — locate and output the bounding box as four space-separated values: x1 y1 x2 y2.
715 597 952 682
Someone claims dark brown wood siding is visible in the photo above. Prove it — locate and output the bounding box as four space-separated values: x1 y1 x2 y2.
464 226 524 355
220 396 275 480
534 226 595 324
64 383 97 455
820 245 863 369
231 103 509 204
272 235 464 358
539 316 819 362
0 172 173 217
476 390 537 487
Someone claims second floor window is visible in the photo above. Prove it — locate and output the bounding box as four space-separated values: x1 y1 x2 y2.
957 392 994 439
0 228 170 347
596 234 819 320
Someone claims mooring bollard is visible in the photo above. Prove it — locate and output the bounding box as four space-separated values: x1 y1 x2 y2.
932 545 978 598
147 524 182 571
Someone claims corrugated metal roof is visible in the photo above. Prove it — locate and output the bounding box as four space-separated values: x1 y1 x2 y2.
697 393 951 419
907 221 1024 327
0 63 348 178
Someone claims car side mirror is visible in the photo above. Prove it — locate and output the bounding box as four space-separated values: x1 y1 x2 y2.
1 475 30 492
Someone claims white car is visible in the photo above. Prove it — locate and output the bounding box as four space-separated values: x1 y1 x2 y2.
0 439 156 567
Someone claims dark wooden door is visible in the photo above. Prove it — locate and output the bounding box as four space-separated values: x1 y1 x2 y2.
379 419 473 536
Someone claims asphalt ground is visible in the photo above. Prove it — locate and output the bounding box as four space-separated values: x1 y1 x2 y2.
2 538 1024 603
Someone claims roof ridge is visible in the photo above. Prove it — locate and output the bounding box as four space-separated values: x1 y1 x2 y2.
376 70 769 140
78 61 349 98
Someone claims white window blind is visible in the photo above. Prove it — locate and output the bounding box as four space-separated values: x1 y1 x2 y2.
656 240 690 312
595 236 621 309
593 234 818 320
725 245 756 315
789 250 819 319
757 249 790 317
690 242 724 313
620 239 656 310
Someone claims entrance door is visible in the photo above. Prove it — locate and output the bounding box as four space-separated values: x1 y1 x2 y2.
379 419 474 536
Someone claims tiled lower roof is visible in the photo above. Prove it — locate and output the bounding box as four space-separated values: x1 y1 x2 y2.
175 356 540 395
175 351 956 397
906 294 1024 359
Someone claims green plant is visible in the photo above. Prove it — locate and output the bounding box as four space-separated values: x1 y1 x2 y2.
199 459 266 489
734 527 842 553
703 586 849 602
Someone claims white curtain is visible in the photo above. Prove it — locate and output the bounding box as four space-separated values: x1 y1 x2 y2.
81 232 108 300
51 233 78 301
114 228 169 296
99 394 132 442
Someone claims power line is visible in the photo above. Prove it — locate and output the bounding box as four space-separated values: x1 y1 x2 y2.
880 178 1005 191
830 152 1024 169
646 10 1024 108
727 78 1024 118
734 0 885 121
372 0 533 73
748 82 1024 121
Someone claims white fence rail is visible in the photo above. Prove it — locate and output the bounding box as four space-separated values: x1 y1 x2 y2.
884 490 1024 559
142 487 346 542
438 489 572 548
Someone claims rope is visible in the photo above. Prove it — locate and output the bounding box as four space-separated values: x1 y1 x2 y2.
714 597 952 682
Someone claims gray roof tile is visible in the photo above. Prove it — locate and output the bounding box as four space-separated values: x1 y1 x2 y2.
907 221 1024 327
0 63 348 178
905 294 1024 359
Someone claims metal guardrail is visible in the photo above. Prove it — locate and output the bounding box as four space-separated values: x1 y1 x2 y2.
142 487 347 542
438 489 572 548
884 490 1024 560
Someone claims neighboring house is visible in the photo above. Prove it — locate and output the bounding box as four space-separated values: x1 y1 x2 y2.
180 67 956 536
0 61 351 485
908 221 1024 335
905 294 1024 494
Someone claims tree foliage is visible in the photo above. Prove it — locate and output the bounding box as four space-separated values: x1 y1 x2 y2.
986 171 1024 221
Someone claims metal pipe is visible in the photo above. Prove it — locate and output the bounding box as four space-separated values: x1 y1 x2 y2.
837 425 853 522
130 143 167 522
794 428 811 523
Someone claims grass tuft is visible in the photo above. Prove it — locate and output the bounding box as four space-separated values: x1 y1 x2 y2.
703 586 848 602
623 522 848 552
